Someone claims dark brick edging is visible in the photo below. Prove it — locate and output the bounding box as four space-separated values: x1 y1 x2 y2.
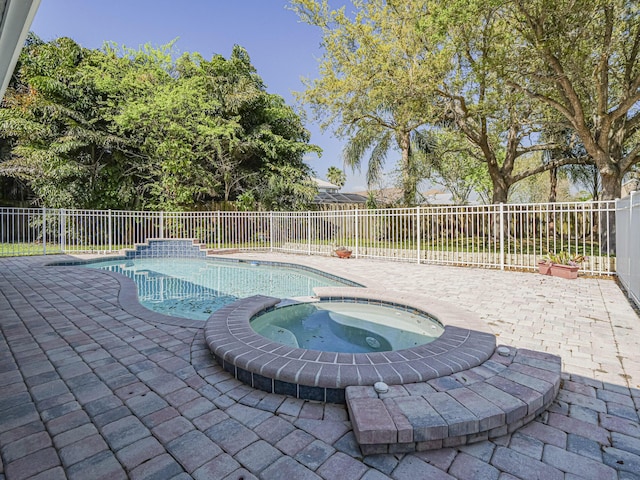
203 293 496 403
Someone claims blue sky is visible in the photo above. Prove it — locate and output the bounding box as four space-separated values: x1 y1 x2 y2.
30 0 372 192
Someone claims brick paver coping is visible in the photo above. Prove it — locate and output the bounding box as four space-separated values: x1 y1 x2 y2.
204 289 496 404
347 346 562 454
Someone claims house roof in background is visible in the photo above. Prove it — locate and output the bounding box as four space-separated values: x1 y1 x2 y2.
312 191 367 204
312 177 340 191
311 177 366 204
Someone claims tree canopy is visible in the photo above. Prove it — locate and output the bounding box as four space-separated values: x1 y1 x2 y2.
326 166 346 187
0 35 319 210
428 0 589 203
3 1 638 209
292 0 639 204
504 0 640 200
292 0 447 205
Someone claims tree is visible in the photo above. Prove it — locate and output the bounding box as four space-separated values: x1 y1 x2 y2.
1 37 319 211
505 0 640 200
508 154 573 203
293 1 597 205
540 126 602 201
291 0 447 205
415 129 490 205
255 163 318 211
566 164 601 201
326 166 345 188
0 36 134 208
427 1 590 203
111 44 319 210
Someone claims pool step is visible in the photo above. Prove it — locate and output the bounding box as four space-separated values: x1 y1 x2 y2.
122 238 243 258
346 347 561 454
123 238 208 258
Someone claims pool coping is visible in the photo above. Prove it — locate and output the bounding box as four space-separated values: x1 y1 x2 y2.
204 290 496 403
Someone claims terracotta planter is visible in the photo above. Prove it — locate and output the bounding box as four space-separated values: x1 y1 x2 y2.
550 264 579 279
538 261 551 275
335 249 352 259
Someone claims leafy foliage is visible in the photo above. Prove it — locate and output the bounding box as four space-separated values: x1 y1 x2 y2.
291 0 447 205
413 129 491 205
503 0 640 200
1 36 318 210
292 0 639 204
326 166 345 187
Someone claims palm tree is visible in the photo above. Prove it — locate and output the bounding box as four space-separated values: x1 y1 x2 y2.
343 121 425 206
326 166 346 188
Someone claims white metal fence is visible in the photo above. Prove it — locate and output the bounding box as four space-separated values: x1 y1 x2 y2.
0 201 618 276
616 192 640 307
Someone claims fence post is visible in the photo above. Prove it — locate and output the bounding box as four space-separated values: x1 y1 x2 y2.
216 211 221 250
108 210 113 253
416 206 421 264
499 203 505 270
159 211 164 238
307 211 312 255
354 208 359 259
632 192 639 305
42 207 47 255
269 212 274 252
59 208 65 254
607 201 612 257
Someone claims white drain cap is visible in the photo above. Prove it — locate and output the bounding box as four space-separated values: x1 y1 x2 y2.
374 381 389 394
497 346 511 357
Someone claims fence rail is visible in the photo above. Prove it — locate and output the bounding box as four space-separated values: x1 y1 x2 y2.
0 201 619 276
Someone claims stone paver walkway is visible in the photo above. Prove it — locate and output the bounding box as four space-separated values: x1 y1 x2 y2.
0 253 639 479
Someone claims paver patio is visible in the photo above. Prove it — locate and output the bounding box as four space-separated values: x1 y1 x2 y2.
0 252 639 479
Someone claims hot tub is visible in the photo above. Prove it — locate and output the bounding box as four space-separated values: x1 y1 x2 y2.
204 291 495 403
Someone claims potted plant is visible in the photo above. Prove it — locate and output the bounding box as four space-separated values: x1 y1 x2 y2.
334 246 352 259
537 259 552 275
542 251 586 279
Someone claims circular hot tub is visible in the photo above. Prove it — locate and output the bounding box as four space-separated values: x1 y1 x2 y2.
204 290 495 403
250 301 444 353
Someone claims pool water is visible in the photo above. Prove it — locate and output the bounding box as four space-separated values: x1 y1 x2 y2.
251 301 444 353
84 258 351 320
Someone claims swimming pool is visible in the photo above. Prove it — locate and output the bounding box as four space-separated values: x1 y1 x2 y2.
83 257 356 320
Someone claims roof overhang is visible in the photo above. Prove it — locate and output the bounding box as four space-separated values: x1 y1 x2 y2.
0 0 41 100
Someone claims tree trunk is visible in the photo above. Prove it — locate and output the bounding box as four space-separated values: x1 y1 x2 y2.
599 170 622 201
399 131 415 206
599 169 620 254
486 166 510 248
490 175 509 204
549 167 558 203
485 152 511 204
